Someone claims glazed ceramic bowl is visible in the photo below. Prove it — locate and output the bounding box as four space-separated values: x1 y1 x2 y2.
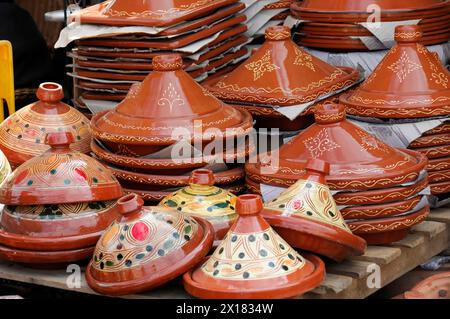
86 193 214 296
183 194 325 299
0 132 123 206
0 82 91 167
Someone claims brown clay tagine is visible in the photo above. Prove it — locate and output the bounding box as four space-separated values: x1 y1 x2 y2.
85 193 214 296
183 194 325 299
262 159 366 262
0 82 91 167
159 169 238 245
404 272 450 299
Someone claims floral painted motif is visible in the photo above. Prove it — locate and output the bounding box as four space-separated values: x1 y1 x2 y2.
303 129 341 158
294 47 315 72
387 51 422 83
245 51 280 81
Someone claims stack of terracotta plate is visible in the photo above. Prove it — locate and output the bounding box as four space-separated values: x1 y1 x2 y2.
90 54 254 204
57 0 252 113
0 132 123 267
341 25 450 203
290 0 450 51
204 26 360 132
246 102 430 245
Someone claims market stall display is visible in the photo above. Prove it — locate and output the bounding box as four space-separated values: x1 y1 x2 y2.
0 132 123 267
183 194 325 299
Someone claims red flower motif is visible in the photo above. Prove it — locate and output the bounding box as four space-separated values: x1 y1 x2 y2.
131 222 149 241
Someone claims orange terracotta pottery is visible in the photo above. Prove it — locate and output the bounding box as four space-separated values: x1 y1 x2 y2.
91 54 253 157
85 193 214 296
76 0 239 27
183 194 325 299
262 159 366 262
159 169 238 245
245 103 428 191
405 272 450 299
0 83 91 167
341 25 450 119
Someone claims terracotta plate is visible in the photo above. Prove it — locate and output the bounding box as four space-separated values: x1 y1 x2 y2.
429 169 450 183
413 144 450 159
430 180 450 194
428 156 450 172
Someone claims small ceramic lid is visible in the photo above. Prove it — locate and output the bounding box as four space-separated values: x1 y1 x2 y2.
0 83 91 167
86 193 214 296
183 194 325 299
341 25 450 119
76 0 239 27
262 159 366 262
204 26 360 106
246 103 428 190
0 150 11 186
0 132 123 206
159 169 238 242
91 54 253 146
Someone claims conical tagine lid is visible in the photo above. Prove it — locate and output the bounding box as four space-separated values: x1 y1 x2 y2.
204 26 360 106
183 194 325 299
77 0 239 27
246 103 428 190
262 159 366 262
341 25 450 119
159 169 238 242
86 193 214 296
0 132 123 206
0 83 91 167
0 150 11 186
91 54 253 146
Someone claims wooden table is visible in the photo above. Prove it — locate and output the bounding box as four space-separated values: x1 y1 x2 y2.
0 207 449 299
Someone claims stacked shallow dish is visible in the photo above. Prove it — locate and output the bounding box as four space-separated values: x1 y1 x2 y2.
204 26 361 131
341 25 450 203
0 132 123 267
90 54 254 204
57 0 252 112
0 82 91 168
246 103 430 245
290 0 450 51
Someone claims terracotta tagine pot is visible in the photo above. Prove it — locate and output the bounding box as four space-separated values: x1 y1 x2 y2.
183 194 325 299
85 193 214 296
76 0 239 27
0 132 123 206
0 82 91 167
341 25 450 119
159 169 238 246
203 26 359 130
262 159 366 262
91 54 253 157
0 150 11 186
404 272 450 299
245 103 428 191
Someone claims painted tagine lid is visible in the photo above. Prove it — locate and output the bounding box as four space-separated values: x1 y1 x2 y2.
0 132 123 206
404 272 450 299
341 25 450 119
0 150 11 186
183 194 325 299
76 0 238 27
91 54 253 147
159 169 238 243
204 26 360 106
86 193 214 296
246 103 428 190
262 159 367 262
0 82 91 167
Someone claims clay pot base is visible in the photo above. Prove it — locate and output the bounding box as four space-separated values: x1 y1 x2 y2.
85 217 213 296
183 254 325 299
414 144 450 159
429 169 450 183
0 244 94 266
348 206 430 245
431 181 450 195
428 156 450 172
245 175 429 206
262 214 366 262
424 122 450 135
410 134 450 148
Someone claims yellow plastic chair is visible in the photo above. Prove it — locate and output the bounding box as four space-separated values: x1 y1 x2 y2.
0 40 15 122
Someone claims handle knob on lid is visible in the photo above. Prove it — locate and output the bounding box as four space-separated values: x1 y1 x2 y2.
305 159 330 175
265 25 291 41
314 103 346 124
189 169 215 186
45 132 74 148
117 193 144 216
152 54 183 71
236 194 263 216
394 25 423 43
36 82 64 104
